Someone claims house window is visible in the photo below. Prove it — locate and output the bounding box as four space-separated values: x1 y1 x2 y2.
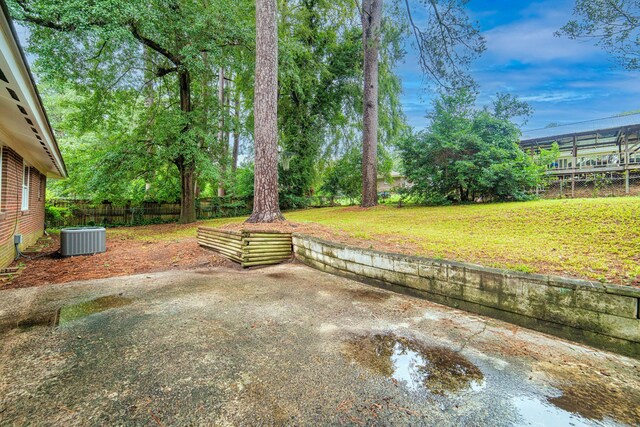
22 163 30 211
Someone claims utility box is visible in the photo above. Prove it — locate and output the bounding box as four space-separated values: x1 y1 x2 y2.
60 227 106 257
13 234 22 245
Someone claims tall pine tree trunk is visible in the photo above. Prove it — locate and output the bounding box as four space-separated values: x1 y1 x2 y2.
247 0 284 223
223 85 230 188
361 0 382 208
217 67 227 197
232 86 240 173
197 51 210 201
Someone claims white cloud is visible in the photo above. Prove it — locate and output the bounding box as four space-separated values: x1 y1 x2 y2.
482 1 600 64
484 25 599 64
520 92 593 103
397 0 640 131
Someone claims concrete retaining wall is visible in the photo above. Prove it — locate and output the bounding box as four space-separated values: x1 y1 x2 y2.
292 233 640 358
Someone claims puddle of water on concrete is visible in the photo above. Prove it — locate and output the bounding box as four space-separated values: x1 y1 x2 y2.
546 380 640 426
538 361 640 426
512 395 595 427
58 295 132 325
2 295 133 333
344 334 483 395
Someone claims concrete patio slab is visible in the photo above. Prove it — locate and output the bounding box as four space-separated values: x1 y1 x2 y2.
1 263 638 426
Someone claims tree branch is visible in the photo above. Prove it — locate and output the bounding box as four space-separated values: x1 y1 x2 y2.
129 22 182 65
89 40 108 61
156 66 178 77
403 0 447 88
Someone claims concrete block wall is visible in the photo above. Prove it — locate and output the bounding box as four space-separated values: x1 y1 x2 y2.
0 146 46 267
293 233 640 358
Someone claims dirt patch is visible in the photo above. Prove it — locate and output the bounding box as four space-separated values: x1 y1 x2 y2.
344 288 392 302
265 272 293 279
343 333 483 395
0 219 426 291
2 232 232 290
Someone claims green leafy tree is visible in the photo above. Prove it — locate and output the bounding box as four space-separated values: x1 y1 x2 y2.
9 0 252 222
558 0 640 70
359 0 485 207
398 90 556 204
320 147 364 202
320 145 393 202
273 0 405 210
42 84 184 204
13 0 409 218
277 0 363 208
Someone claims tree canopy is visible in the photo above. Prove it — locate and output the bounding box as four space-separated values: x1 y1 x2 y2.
559 0 640 70
10 0 255 221
12 0 407 217
8 0 546 220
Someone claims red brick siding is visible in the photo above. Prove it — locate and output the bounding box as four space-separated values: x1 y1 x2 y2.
0 146 46 267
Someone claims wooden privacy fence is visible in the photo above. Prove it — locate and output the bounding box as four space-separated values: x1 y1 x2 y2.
47 196 335 228
197 227 293 267
47 197 252 228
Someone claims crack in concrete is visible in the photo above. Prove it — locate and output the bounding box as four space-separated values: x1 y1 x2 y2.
455 321 488 354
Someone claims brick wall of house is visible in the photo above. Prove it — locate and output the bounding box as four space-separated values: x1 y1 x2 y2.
0 146 46 268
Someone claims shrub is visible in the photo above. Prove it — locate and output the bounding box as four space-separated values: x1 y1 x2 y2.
45 204 72 226
398 90 558 204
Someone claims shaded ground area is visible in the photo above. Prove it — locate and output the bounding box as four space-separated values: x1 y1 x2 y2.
4 223 236 289
1 264 638 426
3 220 396 290
6 197 640 289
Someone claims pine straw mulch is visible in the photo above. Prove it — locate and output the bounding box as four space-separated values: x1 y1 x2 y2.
2 230 234 290
1 219 424 290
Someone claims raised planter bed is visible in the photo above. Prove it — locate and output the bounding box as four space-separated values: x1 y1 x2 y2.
197 227 292 267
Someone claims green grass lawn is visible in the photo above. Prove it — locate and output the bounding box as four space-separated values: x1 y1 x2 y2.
110 197 640 284
285 198 640 285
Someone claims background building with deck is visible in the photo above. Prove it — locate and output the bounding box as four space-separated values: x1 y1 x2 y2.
520 114 640 198
0 1 67 267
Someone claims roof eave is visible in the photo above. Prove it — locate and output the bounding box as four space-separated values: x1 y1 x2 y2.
0 0 67 178
521 124 640 146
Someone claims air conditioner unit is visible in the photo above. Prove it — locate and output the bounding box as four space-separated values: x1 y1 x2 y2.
60 227 106 257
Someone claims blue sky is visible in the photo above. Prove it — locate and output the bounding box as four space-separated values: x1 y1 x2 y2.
398 0 640 131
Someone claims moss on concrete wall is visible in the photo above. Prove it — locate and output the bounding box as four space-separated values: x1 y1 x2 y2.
293 233 640 358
